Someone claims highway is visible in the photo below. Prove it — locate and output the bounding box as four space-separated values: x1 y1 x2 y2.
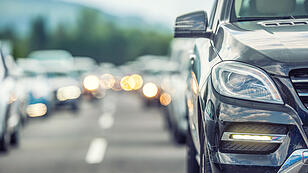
0 91 185 173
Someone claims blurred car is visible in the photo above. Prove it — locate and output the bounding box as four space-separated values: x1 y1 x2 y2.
17 59 53 119
98 63 123 92
73 56 97 77
136 55 170 107
73 57 102 99
161 39 194 144
29 50 81 111
0 43 22 151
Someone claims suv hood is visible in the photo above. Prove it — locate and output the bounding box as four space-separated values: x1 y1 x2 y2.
218 21 308 76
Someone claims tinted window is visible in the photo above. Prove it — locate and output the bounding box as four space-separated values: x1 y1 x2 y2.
232 0 308 21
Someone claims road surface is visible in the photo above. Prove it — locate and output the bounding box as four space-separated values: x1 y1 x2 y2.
0 91 186 173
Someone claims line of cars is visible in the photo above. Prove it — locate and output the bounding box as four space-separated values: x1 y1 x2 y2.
119 0 308 172
0 46 104 153
120 54 191 144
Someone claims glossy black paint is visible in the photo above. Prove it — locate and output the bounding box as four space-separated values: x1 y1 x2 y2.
174 11 211 38
174 0 308 172
217 22 308 76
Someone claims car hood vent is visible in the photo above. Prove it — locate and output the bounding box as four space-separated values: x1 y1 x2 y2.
260 20 308 27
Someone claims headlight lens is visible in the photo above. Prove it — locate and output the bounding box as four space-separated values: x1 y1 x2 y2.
212 61 283 104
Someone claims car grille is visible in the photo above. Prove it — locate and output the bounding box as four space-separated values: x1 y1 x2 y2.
220 141 279 154
225 123 288 134
290 69 308 108
220 123 288 154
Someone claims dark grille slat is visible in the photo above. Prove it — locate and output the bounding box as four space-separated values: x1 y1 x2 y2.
290 69 308 108
220 142 279 154
221 123 287 154
225 123 287 134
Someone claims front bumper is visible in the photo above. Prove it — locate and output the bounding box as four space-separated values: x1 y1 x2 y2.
203 75 308 171
278 149 308 173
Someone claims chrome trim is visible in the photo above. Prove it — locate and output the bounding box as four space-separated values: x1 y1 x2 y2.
259 20 308 27
195 154 200 165
298 93 308 97
221 132 286 143
291 78 308 83
278 149 308 173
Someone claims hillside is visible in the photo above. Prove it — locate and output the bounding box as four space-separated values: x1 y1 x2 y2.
0 0 171 36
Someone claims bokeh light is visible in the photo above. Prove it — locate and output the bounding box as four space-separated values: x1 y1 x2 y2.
160 93 172 106
130 74 143 90
120 76 133 91
26 103 47 118
100 73 116 89
142 82 158 98
83 75 100 91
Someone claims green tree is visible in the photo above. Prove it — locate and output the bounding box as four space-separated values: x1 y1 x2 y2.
29 16 48 51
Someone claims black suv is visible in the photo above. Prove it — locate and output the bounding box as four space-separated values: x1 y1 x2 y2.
175 0 308 172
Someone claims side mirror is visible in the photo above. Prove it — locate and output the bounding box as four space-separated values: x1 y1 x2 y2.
174 11 211 38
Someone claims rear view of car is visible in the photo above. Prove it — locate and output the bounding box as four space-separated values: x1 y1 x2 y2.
29 50 82 111
136 55 170 107
17 59 53 118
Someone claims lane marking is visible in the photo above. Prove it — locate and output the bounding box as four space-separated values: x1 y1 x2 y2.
102 102 116 114
86 138 108 164
101 95 117 114
99 113 114 129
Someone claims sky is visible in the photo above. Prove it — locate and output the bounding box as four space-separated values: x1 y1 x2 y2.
64 0 214 27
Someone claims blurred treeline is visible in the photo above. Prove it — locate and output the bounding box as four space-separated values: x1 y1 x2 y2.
0 8 172 65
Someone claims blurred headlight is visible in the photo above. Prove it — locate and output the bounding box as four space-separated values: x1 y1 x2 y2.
9 94 17 104
26 103 47 118
160 93 172 106
100 74 115 89
120 76 133 91
57 86 81 101
212 61 283 104
142 82 159 98
131 74 143 90
112 77 122 91
83 75 100 91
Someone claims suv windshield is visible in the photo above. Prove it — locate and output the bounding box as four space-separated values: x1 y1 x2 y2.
232 0 308 21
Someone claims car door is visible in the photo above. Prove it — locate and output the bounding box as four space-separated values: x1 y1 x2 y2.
0 50 15 135
187 0 220 153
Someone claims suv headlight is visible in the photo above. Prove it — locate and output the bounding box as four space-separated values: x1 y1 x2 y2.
212 61 283 104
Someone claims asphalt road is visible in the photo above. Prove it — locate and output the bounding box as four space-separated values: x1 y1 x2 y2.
0 91 186 173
